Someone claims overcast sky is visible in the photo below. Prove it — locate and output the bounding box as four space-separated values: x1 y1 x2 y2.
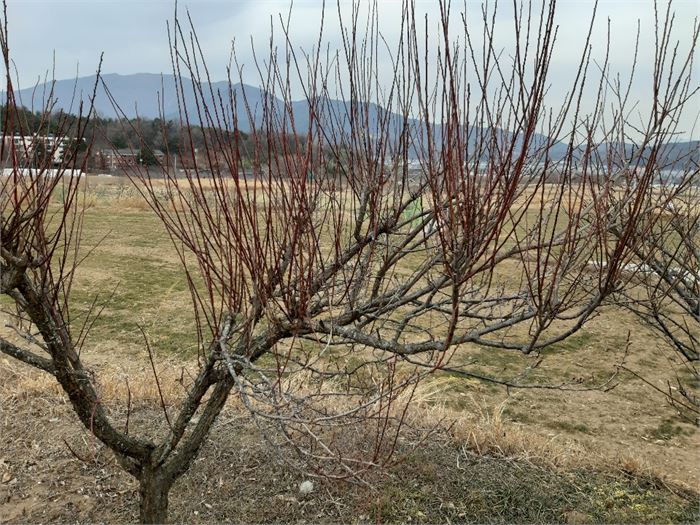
6 0 700 138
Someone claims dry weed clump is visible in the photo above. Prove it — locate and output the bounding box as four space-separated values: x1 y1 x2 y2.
397 380 698 492
0 353 195 409
249 365 596 474
396 380 586 467
0 358 63 400
102 184 154 211
93 359 196 408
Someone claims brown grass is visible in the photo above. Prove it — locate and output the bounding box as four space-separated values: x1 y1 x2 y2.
0 175 698 522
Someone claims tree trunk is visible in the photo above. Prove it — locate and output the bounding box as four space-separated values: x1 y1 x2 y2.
139 468 171 524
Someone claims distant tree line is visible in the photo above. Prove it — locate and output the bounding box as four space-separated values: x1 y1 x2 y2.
0 104 317 172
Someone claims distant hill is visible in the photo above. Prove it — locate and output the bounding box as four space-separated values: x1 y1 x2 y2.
2 73 697 165
4 73 424 149
648 140 699 169
4 73 268 127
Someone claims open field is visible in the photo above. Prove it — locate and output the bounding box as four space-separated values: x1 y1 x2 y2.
1 175 698 522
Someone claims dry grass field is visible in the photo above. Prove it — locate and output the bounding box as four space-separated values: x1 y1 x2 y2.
1 175 698 523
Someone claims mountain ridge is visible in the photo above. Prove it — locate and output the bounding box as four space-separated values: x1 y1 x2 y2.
2 73 698 166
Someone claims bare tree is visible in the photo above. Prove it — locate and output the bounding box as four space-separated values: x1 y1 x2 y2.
1 1 697 522
612 161 699 421
594 2 700 422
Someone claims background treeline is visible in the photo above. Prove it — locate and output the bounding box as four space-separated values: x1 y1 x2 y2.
1 104 317 171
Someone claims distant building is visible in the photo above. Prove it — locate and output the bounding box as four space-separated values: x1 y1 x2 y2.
98 148 138 168
97 148 166 169
1 134 73 165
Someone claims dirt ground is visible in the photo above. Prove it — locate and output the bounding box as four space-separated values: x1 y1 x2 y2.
0 359 698 524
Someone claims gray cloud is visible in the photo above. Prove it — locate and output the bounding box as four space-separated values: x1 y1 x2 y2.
6 0 699 137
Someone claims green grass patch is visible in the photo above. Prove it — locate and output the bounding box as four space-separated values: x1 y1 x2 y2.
648 418 695 441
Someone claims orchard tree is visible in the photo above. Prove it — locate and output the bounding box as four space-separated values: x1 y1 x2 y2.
1 1 698 522
613 165 699 422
